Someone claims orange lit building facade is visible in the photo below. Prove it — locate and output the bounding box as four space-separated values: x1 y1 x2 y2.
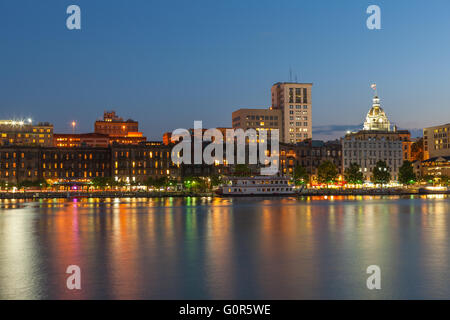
54 133 110 148
94 111 146 144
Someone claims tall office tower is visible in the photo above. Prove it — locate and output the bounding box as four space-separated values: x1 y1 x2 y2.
271 82 313 143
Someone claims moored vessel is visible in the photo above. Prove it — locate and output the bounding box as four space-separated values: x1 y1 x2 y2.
217 176 295 196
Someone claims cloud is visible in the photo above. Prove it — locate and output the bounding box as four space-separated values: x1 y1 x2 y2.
312 124 362 141
313 124 362 136
312 124 424 141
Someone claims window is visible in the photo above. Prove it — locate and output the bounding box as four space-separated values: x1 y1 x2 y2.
295 88 301 103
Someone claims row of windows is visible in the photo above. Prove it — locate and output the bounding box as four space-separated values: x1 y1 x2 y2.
113 151 170 158
288 88 308 104
245 122 279 127
231 180 288 186
42 163 109 169
289 122 309 127
289 105 308 110
228 187 291 193
344 150 401 156
288 110 309 115
290 116 308 121
245 115 279 121
433 127 449 133
344 142 402 148
344 159 401 169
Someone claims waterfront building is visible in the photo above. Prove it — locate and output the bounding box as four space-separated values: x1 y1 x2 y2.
0 143 176 185
111 144 176 184
279 140 342 179
423 123 450 159
271 82 313 143
0 146 111 185
399 131 414 162
421 156 450 179
342 95 404 182
94 111 146 144
0 120 53 147
54 133 110 148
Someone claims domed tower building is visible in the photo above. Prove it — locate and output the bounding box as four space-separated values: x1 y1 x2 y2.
342 92 411 183
363 96 391 131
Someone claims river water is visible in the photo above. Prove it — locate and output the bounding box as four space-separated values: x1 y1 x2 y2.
0 195 449 299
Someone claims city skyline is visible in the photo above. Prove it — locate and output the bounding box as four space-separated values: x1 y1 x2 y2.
1 1 449 140
2 1 450 304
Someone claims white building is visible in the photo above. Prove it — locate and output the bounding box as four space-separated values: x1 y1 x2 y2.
342 95 404 182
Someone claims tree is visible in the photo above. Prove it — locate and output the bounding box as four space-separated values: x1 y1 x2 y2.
193 177 207 192
91 177 112 189
420 174 435 184
17 180 35 189
166 178 179 190
112 180 126 189
144 177 155 189
37 179 50 190
209 175 223 188
183 177 207 192
398 161 416 185
438 175 449 186
233 164 251 176
344 163 364 184
293 165 309 185
154 177 168 189
372 161 391 185
145 177 169 190
317 160 338 184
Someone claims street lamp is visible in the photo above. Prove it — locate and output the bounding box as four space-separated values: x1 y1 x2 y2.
71 121 76 134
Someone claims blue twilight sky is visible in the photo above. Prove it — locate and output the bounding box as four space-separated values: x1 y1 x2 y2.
1 0 449 140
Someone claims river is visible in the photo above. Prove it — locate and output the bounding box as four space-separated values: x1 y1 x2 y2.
0 195 449 299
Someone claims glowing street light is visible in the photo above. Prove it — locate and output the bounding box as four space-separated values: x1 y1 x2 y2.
71 121 76 134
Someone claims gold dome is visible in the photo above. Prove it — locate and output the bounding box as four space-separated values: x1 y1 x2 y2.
363 96 391 131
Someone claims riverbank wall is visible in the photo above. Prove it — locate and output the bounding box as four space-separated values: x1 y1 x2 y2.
1 188 446 199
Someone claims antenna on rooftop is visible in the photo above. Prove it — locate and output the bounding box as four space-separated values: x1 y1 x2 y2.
289 67 292 82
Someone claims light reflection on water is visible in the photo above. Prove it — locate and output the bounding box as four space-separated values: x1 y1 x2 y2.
0 195 449 299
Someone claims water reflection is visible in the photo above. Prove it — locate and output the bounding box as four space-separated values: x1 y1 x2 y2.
0 195 449 299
